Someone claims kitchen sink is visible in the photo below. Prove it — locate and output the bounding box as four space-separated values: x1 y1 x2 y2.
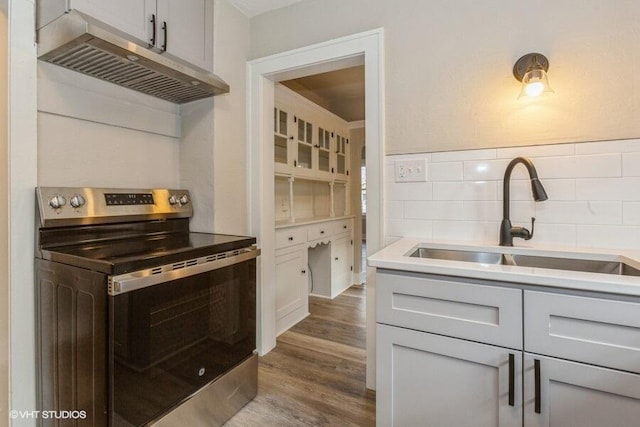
509 254 640 277
408 247 640 276
409 247 504 264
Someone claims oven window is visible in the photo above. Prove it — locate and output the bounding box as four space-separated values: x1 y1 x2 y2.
110 259 256 426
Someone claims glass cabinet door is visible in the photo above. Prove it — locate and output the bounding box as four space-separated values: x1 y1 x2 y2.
318 127 330 172
336 134 347 175
274 108 288 165
296 117 312 170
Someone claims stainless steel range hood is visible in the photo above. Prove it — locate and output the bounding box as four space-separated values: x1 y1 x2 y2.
37 11 229 104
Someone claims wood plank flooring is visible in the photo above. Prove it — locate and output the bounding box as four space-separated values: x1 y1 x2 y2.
225 285 375 426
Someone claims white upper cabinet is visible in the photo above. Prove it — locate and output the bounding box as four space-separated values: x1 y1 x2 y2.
66 0 213 71
155 0 213 71
69 0 156 45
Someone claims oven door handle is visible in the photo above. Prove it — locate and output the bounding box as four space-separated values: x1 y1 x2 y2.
108 246 260 296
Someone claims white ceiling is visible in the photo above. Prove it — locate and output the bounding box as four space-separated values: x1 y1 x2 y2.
227 0 307 18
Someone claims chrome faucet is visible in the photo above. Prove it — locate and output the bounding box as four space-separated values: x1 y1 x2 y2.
499 157 548 246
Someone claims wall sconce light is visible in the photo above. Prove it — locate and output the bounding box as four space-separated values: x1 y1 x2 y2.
513 53 553 99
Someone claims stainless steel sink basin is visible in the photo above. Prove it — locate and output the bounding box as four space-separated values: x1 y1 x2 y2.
409 248 503 264
509 254 640 277
408 247 640 276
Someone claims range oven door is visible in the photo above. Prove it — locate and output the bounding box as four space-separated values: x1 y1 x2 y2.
108 247 258 427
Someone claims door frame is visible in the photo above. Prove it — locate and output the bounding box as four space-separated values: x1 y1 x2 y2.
247 28 384 388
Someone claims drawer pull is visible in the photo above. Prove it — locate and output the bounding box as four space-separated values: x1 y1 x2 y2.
288 236 294 241
534 359 541 414
508 353 515 406
335 257 339 261
301 270 306 274
320 230 325 234
343 225 347 229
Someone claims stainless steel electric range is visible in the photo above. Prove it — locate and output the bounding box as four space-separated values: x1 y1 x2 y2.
35 187 259 427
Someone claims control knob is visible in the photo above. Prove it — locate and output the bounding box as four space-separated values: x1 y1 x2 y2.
168 195 179 205
48 195 66 209
70 194 86 209
179 194 189 205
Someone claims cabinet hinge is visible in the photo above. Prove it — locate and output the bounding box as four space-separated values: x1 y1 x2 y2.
294 116 297 123
294 160 297 167
346 139 349 144
350 239 353 245
346 170 349 176
331 132 334 137
350 266 353 271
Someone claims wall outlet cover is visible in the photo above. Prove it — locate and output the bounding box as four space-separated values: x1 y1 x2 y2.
395 159 428 182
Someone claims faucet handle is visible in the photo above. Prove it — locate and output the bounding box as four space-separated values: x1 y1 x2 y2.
523 217 536 240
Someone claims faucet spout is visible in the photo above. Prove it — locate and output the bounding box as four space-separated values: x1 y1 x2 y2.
500 157 548 246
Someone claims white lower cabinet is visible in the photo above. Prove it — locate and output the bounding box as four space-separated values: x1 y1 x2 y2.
377 324 521 427
275 245 308 335
376 271 640 427
329 234 353 298
523 354 640 427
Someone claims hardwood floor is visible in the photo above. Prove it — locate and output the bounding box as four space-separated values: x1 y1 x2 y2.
225 285 375 426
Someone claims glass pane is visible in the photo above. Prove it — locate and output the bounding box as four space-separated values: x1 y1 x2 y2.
274 108 277 132
298 119 305 141
319 151 330 171
318 128 324 147
279 110 287 135
306 122 312 143
298 143 312 168
325 130 330 149
274 135 287 164
337 154 345 174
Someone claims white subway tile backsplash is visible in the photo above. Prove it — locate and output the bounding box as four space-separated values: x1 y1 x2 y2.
496 143 575 159
385 139 640 251
577 225 640 250
531 223 577 247
534 154 621 179
535 201 622 225
623 202 640 225
386 201 404 219
387 219 433 239
429 162 463 181
622 152 640 177
433 181 497 201
431 149 496 163
464 159 528 181
574 139 640 155
575 178 640 201
404 201 465 220
432 221 498 243
387 181 433 201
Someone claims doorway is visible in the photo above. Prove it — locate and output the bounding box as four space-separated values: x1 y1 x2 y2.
247 28 384 389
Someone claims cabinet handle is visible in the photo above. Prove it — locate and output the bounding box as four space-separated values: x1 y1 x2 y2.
150 14 157 46
320 230 325 234
161 21 168 51
335 257 339 261
314 144 320 148
508 353 515 407
534 359 541 414
343 225 347 229
301 270 306 274
289 136 294 140
288 236 293 241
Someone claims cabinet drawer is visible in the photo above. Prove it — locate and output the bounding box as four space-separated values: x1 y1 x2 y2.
307 223 331 241
275 227 307 249
524 291 640 373
333 219 352 235
377 272 523 349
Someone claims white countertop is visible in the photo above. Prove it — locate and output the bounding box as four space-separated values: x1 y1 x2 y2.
275 215 355 229
368 238 640 297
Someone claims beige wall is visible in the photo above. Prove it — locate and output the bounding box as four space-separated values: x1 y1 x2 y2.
250 0 640 154
0 1 8 424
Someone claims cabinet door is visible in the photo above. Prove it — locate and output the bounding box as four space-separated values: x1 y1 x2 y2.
274 107 293 174
330 235 352 298
156 0 213 71
70 0 156 46
524 354 640 427
275 246 309 335
377 324 522 427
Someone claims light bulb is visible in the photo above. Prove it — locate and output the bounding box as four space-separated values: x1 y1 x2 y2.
525 81 545 97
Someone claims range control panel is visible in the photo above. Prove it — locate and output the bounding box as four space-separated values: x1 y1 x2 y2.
37 187 193 228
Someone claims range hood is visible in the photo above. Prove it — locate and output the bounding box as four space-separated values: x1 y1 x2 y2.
37 11 229 104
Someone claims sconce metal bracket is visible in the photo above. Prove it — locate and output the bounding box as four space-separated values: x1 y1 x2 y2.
513 53 549 81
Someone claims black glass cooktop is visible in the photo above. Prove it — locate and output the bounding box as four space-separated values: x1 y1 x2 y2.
40 232 256 275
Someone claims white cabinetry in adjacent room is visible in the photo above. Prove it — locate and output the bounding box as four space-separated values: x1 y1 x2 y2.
275 244 308 336
44 0 213 71
376 271 640 427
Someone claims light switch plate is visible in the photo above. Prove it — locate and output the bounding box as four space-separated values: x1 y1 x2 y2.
395 159 428 182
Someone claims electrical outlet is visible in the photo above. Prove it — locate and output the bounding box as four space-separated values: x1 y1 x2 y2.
395 159 428 182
